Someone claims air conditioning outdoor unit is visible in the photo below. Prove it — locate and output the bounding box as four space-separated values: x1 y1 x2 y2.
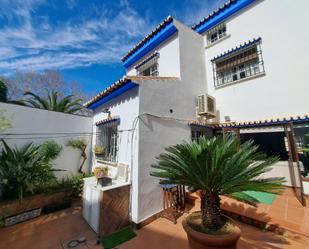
197 94 216 118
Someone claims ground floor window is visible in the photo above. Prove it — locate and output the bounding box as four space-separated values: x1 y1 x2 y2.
96 122 119 162
191 126 213 141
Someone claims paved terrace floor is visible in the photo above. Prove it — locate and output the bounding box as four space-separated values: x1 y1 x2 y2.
0 198 308 249
219 188 309 237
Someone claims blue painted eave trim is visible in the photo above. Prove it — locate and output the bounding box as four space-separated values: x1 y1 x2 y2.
195 0 255 34
88 82 138 110
122 23 178 69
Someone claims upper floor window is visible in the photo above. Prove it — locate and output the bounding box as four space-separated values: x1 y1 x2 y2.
138 63 158 76
212 39 265 88
206 23 227 45
136 51 159 77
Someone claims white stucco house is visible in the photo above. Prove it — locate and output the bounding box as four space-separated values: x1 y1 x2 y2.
84 0 309 227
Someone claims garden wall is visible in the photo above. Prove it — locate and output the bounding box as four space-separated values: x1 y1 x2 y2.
0 102 93 177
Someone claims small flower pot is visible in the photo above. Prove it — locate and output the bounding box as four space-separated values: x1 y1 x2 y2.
182 213 241 249
95 153 105 158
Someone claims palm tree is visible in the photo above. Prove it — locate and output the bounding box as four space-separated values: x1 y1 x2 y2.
151 135 284 231
15 91 83 114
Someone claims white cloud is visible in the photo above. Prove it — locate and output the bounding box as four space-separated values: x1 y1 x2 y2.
0 0 153 74
0 0 225 75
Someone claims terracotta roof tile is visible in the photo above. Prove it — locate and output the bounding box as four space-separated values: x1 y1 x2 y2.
121 16 173 62
189 114 309 129
126 75 179 81
83 77 132 108
84 75 179 108
211 37 261 62
192 0 237 31
95 116 120 126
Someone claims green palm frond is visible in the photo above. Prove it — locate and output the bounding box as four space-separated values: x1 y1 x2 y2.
14 90 83 114
0 139 62 200
151 135 284 202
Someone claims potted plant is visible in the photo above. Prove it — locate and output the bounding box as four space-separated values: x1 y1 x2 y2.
151 136 284 249
94 145 105 158
93 166 108 179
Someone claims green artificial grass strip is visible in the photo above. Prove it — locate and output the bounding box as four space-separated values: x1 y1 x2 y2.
101 227 136 249
242 191 276 204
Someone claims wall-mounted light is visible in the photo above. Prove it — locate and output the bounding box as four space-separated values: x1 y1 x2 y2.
102 108 111 118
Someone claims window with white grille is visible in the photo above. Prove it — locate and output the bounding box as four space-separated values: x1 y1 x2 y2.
191 127 212 142
213 42 265 88
136 53 159 76
138 63 158 76
96 122 118 162
206 23 227 45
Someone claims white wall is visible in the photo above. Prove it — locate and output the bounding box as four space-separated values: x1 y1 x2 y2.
135 21 208 223
0 102 93 177
203 0 309 122
126 32 181 78
261 161 301 187
92 87 140 222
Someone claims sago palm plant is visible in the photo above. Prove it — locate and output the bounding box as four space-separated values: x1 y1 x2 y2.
151 135 284 231
15 91 83 114
0 140 62 200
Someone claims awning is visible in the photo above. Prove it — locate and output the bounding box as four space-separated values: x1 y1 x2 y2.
189 114 309 129
95 117 120 126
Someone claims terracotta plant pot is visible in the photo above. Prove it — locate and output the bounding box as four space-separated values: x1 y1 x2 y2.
182 214 241 249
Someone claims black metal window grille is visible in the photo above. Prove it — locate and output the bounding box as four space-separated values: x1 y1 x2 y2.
96 122 119 162
212 42 265 88
206 23 227 45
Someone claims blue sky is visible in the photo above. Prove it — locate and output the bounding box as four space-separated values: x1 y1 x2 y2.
0 0 225 95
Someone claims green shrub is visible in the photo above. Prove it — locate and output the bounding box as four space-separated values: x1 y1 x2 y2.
40 140 62 160
0 140 62 200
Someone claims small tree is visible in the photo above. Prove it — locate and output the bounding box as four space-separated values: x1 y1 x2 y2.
151 136 284 231
67 139 88 173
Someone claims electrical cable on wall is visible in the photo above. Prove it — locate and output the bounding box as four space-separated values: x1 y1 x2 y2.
128 112 192 222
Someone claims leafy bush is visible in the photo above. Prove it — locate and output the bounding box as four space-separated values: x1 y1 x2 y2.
40 140 62 160
37 173 93 198
0 140 62 200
